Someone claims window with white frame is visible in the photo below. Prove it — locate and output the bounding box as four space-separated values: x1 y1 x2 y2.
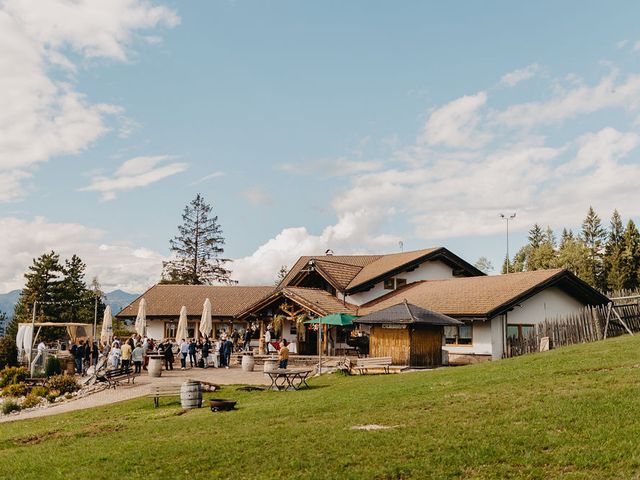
444 324 473 345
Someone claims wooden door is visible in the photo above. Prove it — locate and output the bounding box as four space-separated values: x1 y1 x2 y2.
370 326 410 365
410 326 443 367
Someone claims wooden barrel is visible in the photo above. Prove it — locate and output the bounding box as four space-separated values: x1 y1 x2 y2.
147 355 164 377
242 354 255 372
180 380 202 409
263 359 278 373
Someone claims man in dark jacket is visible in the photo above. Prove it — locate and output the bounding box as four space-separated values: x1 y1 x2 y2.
222 338 233 369
162 340 174 370
201 338 210 368
188 339 197 368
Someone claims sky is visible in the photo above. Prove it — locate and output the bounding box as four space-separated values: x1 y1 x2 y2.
2 0 640 293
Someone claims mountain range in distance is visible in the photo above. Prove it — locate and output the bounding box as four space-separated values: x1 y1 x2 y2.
0 289 140 318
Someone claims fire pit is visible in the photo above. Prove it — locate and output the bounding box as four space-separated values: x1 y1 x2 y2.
209 399 237 412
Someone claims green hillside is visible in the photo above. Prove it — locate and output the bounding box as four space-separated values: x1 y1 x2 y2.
2 336 640 479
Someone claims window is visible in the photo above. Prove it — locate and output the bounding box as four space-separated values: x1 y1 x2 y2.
507 324 535 341
444 324 473 345
384 278 407 290
165 322 197 340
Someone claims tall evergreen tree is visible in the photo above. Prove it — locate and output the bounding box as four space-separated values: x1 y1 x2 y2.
622 220 640 290
604 210 626 292
528 224 545 248
13 251 65 325
162 194 235 285
580 206 606 289
60 255 91 322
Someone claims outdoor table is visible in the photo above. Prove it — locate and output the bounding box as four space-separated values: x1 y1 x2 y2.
265 368 312 391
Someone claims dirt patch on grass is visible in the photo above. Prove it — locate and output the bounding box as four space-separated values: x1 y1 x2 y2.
12 430 61 445
351 424 401 431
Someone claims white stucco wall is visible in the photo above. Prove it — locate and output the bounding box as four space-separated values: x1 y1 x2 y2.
346 260 455 305
445 287 588 361
506 287 586 326
146 321 164 341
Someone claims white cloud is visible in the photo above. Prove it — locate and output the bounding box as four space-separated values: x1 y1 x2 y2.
495 72 640 128
500 63 540 87
419 92 491 149
0 1 178 201
616 39 629 49
0 217 164 293
190 171 225 185
81 155 188 200
241 186 274 206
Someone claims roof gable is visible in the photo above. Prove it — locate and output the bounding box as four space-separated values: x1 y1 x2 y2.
357 301 462 325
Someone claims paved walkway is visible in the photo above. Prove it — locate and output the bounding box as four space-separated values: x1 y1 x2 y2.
0 367 269 423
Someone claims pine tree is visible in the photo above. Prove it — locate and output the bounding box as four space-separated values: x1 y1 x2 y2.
474 257 494 274
274 265 289 285
604 210 626 292
60 255 91 323
528 224 545 248
622 220 640 290
162 194 235 285
557 233 589 278
581 206 606 289
13 251 65 325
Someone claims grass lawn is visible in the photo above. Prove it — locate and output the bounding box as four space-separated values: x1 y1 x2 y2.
2 336 640 479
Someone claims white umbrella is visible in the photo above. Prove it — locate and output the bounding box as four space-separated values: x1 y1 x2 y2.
199 298 212 338
134 298 147 336
100 305 113 344
175 306 188 342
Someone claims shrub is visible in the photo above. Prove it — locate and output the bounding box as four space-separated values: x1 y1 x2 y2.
3 383 27 397
30 386 48 397
21 393 42 409
2 399 21 414
46 393 58 403
44 357 62 377
47 374 79 394
0 337 18 370
0 366 29 387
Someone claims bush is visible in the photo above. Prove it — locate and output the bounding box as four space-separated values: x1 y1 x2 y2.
3 383 27 397
44 357 62 377
0 366 29 387
30 386 48 397
21 393 42 409
0 337 18 370
46 393 58 403
2 399 21 414
47 374 79 394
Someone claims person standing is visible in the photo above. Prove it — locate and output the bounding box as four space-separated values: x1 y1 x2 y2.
121 339 132 370
75 340 85 375
201 337 210 369
162 340 174 370
243 328 252 351
132 342 144 374
110 341 122 369
179 339 189 370
222 337 233 369
278 339 289 369
91 340 99 368
231 329 240 352
83 339 91 373
188 339 197 368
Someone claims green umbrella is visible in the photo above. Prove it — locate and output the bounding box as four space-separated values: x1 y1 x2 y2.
305 313 357 374
304 313 356 326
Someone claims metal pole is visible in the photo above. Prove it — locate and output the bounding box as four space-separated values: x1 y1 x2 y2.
506 217 510 273
93 295 98 341
29 300 36 372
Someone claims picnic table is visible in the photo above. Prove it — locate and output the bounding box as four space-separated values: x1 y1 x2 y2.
265 368 312 391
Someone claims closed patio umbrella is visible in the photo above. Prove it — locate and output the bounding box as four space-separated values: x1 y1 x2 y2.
134 298 147 336
199 298 212 338
175 306 188 342
100 305 113 344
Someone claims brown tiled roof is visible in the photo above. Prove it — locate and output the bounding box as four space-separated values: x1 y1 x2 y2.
278 254 381 289
117 285 275 319
283 287 357 316
358 269 607 318
346 248 439 289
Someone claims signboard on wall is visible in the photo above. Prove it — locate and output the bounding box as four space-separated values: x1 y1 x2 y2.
381 324 407 329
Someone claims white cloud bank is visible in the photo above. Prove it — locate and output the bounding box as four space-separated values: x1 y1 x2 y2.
0 217 163 293
500 64 540 87
0 0 178 201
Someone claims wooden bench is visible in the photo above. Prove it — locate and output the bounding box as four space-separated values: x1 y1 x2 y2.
148 384 182 408
97 367 135 389
354 357 393 374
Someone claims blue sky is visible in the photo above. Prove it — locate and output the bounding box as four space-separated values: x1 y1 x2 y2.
2 1 640 292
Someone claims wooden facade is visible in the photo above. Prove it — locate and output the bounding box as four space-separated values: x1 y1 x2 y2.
369 324 443 367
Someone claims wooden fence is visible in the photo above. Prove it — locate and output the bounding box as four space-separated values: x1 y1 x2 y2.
505 301 640 358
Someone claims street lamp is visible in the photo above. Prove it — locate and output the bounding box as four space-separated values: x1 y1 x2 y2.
499 213 516 273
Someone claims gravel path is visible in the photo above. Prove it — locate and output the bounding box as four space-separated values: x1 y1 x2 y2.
0 367 270 423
